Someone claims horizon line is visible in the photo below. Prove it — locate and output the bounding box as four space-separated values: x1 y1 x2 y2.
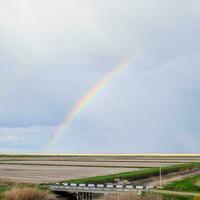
0 153 200 157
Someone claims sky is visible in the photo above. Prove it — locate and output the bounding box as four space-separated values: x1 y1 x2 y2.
0 0 200 153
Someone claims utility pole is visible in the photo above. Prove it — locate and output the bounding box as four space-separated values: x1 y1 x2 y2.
159 166 162 188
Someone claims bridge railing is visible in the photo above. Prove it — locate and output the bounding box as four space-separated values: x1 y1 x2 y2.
50 183 152 193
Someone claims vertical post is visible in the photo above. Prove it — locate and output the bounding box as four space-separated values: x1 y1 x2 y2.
159 166 162 188
77 192 79 200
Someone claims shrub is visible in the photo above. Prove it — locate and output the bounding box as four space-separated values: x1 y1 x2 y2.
4 188 57 200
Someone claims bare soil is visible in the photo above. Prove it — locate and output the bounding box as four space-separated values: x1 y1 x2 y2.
0 164 137 183
0 155 200 184
0 160 176 168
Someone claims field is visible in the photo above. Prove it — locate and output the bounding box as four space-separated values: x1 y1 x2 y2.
0 164 137 183
65 163 200 184
164 175 200 192
0 155 200 200
0 154 200 184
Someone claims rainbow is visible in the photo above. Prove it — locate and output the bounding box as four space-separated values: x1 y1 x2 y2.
46 56 135 151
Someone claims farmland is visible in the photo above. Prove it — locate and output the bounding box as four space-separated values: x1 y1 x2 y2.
0 164 137 183
0 154 200 183
0 155 200 200
64 163 200 184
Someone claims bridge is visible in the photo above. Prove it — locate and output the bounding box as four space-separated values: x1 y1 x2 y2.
50 183 151 199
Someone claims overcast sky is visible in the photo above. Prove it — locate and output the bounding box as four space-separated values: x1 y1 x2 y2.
0 0 200 153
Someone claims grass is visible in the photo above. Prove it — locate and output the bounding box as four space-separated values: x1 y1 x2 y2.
0 180 40 200
93 192 192 200
62 163 200 184
0 186 11 199
162 194 193 200
4 188 56 200
0 180 14 199
103 192 163 200
164 175 200 193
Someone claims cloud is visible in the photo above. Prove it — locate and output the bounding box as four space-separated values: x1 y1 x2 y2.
0 0 200 152
0 126 54 152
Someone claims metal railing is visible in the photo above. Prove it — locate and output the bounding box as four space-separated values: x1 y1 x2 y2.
50 183 151 194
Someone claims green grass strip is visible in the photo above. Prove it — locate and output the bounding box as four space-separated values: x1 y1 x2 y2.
62 163 200 184
164 174 200 192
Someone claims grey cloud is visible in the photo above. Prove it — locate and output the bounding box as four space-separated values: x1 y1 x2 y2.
0 0 200 152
